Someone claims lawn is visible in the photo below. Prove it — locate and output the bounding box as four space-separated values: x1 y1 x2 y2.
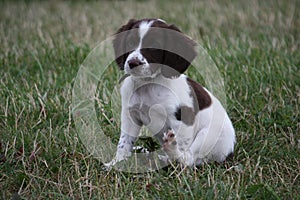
0 0 299 199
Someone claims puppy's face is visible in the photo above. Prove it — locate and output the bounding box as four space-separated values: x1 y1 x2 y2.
113 19 196 78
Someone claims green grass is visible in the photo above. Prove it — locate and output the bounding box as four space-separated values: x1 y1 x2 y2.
0 0 299 199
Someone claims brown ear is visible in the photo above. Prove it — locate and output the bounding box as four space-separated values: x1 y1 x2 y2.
113 19 138 70
161 24 196 78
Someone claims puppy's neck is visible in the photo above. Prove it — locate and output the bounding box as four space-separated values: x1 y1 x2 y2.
124 74 167 90
131 76 157 83
129 70 164 83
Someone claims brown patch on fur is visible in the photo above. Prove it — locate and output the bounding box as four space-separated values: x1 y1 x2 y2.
113 19 138 70
161 24 197 78
174 105 195 125
187 78 212 111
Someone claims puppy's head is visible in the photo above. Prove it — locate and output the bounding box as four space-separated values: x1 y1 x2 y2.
113 18 196 78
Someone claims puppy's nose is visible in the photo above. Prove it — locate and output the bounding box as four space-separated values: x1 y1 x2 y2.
128 58 143 69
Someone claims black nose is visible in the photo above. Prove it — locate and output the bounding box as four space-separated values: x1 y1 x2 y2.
128 58 143 69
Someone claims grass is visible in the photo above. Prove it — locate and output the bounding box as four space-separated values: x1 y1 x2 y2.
0 0 299 199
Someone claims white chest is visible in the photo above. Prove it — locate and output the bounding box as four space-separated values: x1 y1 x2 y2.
121 75 194 134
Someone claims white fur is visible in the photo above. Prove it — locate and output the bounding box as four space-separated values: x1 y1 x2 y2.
138 21 154 43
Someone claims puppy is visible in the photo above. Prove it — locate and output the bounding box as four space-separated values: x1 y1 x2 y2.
105 18 236 168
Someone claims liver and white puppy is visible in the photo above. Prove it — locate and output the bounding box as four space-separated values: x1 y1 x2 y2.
106 18 235 168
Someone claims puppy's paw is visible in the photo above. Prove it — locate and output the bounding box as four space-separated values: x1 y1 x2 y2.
103 159 118 171
103 151 131 170
158 154 169 163
163 130 178 152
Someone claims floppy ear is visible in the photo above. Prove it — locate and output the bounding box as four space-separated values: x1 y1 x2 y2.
161 24 196 78
113 19 138 70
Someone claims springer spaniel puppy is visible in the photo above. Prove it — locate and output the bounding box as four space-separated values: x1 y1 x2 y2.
105 18 236 168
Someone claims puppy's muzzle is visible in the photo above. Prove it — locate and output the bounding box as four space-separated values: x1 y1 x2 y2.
128 58 144 69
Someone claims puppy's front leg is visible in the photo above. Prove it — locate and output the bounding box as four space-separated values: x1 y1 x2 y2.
105 111 141 168
163 130 195 166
